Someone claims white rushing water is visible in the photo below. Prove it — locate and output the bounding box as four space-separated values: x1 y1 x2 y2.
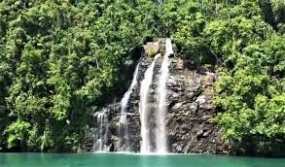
139 54 161 154
119 63 140 151
120 64 139 124
155 38 173 153
94 109 109 152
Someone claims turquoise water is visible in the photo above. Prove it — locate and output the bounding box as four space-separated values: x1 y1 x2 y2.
0 153 285 167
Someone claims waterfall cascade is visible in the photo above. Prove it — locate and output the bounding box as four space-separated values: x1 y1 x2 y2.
94 38 174 154
139 54 161 154
139 38 173 154
93 38 218 154
155 38 173 153
118 63 140 151
93 108 109 152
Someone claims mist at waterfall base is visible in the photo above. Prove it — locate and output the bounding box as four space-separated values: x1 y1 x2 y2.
1 153 285 167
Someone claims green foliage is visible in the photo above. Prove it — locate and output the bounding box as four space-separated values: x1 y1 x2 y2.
7 120 31 149
214 35 285 142
161 0 285 155
0 0 159 151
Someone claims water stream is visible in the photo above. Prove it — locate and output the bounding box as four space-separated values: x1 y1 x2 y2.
155 38 173 153
93 108 109 152
119 63 140 151
96 39 174 154
139 54 161 154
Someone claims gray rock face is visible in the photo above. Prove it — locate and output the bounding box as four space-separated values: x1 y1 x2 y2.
166 60 223 154
92 43 224 154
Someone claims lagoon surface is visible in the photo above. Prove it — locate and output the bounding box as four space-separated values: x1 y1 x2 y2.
0 153 285 167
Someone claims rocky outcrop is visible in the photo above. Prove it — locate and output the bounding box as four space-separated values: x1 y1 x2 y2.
92 39 225 154
144 42 160 57
167 60 224 153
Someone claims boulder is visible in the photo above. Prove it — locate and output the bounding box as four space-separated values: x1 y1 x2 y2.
144 42 159 57
176 58 184 70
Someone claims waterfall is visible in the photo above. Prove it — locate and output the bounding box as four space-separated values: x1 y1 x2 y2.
109 38 173 154
155 38 173 153
139 54 161 154
93 108 109 152
118 63 140 151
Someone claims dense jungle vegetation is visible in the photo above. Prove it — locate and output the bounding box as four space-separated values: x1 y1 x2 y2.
0 0 285 155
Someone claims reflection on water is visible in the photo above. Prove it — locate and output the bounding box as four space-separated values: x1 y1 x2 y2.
0 153 285 167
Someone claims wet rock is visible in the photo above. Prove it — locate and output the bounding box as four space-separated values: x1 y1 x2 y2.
176 58 184 70
196 95 207 105
186 92 195 99
197 130 204 136
189 103 198 112
172 92 180 99
172 102 183 110
203 130 211 137
176 144 183 152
